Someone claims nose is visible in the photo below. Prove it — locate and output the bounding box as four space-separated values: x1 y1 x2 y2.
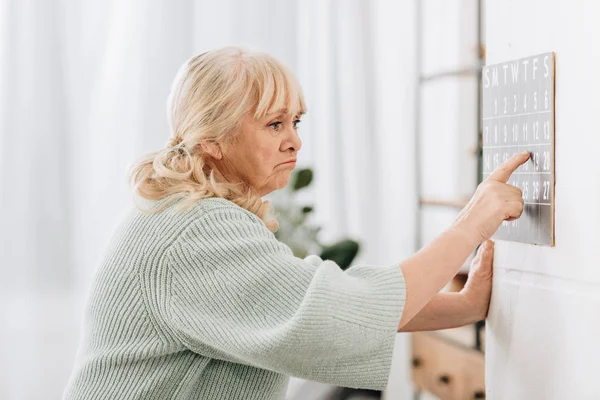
282 125 302 153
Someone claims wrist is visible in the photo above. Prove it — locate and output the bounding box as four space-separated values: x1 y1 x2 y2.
447 223 482 249
460 287 488 322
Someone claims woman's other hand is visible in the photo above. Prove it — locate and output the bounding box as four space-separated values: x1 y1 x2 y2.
453 151 530 243
461 240 495 320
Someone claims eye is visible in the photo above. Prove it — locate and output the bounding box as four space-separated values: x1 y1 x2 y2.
293 119 301 129
268 121 282 131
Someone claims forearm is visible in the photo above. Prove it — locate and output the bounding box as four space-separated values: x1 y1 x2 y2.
398 292 481 332
397 227 479 329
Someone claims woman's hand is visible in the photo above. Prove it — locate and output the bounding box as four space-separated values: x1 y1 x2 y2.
453 151 530 244
399 241 495 331
461 240 495 320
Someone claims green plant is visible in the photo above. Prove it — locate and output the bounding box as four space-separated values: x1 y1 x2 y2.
270 167 360 270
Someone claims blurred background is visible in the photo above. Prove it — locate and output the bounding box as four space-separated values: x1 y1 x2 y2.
0 0 484 399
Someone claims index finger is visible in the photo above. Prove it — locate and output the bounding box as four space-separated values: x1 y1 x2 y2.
488 151 531 183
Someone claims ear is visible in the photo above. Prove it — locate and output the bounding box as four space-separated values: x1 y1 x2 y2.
200 140 223 160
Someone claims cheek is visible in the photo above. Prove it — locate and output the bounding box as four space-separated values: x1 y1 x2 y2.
243 148 275 183
256 146 278 169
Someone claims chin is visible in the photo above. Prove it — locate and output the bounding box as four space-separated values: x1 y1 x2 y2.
273 182 289 193
259 172 292 196
279 176 292 188
269 180 291 195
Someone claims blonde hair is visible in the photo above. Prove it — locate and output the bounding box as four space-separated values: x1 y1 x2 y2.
129 47 306 232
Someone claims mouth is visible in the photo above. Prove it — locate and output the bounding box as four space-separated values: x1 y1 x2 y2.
280 159 297 165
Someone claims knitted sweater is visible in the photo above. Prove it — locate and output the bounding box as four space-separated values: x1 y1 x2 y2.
63 197 406 400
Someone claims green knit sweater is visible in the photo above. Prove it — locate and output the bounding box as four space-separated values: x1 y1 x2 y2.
63 197 406 400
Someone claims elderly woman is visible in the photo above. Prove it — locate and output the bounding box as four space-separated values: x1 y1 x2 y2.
64 47 528 399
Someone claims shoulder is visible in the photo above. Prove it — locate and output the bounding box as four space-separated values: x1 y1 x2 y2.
192 197 269 232
167 197 292 274
195 197 259 219
173 197 278 252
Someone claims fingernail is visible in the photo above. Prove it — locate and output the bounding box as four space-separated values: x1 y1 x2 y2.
521 150 530 157
484 240 493 249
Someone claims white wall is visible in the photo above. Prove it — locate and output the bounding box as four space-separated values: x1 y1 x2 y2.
485 1 600 398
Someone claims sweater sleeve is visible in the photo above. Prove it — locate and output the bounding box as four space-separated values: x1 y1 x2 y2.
162 205 406 390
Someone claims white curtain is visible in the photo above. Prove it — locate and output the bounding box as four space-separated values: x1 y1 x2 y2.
0 1 416 399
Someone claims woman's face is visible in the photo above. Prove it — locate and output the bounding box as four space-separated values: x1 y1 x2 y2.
216 109 303 196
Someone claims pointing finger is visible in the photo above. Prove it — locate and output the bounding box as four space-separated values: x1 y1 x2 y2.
488 151 531 183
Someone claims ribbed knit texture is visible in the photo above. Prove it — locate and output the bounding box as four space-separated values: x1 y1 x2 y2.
63 197 406 400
